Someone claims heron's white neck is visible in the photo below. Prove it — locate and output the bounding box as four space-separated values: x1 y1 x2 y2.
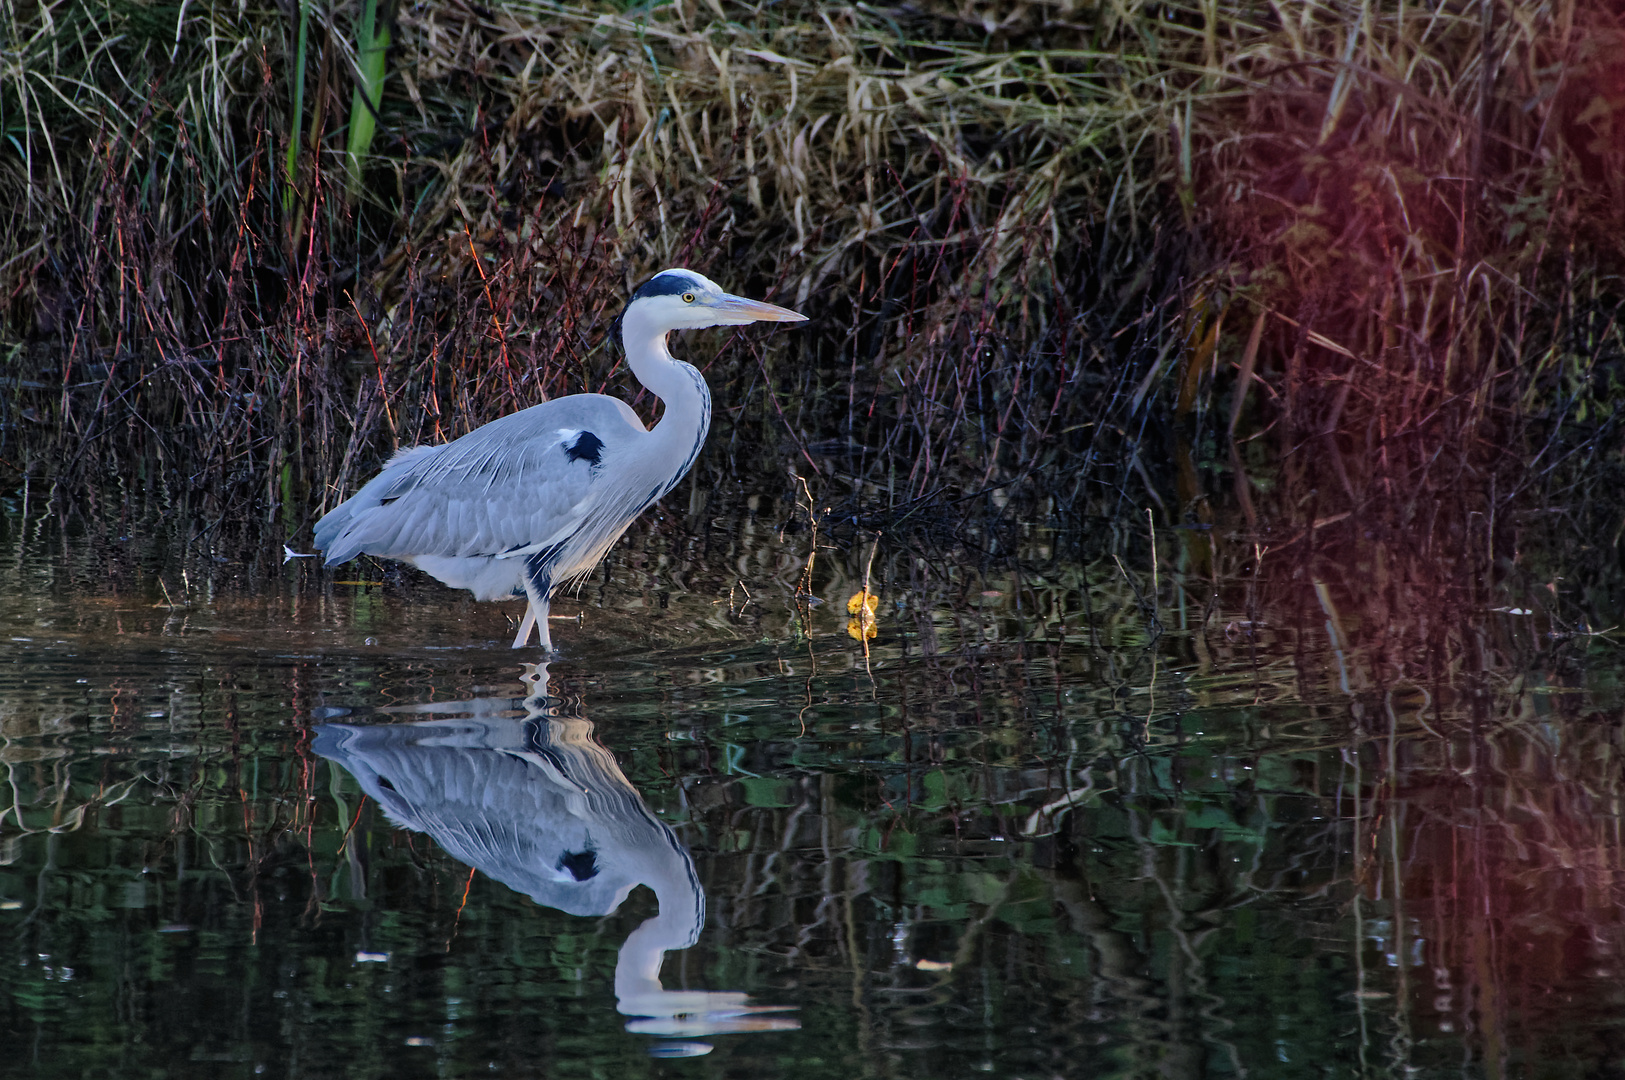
620 312 711 454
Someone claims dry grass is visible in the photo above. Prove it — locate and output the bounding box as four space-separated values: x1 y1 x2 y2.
0 0 1621 570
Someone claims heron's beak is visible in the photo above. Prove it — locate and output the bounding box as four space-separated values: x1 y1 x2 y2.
716 294 808 323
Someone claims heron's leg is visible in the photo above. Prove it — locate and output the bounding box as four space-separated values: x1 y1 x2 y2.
517 556 554 653
513 605 537 649
514 590 551 651
534 597 553 652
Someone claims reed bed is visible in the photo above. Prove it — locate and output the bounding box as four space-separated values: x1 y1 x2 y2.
0 0 1621 572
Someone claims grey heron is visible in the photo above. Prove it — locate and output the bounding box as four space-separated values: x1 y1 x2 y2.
312 269 806 650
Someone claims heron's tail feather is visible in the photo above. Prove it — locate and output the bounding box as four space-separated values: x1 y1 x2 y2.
312 501 360 564
312 445 444 563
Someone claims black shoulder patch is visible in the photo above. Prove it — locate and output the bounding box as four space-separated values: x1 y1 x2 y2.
557 849 599 882
631 271 703 300
565 430 604 466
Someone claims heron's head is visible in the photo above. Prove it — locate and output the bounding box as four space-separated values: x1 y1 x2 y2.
623 269 807 335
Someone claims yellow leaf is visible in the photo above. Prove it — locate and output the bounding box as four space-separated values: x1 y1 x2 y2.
846 590 879 640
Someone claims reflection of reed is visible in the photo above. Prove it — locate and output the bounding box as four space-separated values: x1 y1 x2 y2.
1200 483 1625 1076
1359 687 1625 1075
641 526 1606 1073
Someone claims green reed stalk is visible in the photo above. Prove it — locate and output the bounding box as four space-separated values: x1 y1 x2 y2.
345 0 389 195
283 0 310 216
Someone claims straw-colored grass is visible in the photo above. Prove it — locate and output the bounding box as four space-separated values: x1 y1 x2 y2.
1 0 1621 557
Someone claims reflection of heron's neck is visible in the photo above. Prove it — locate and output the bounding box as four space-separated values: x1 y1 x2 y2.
613 876 706 1004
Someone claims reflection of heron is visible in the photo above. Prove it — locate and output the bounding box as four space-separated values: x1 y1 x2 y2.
312 665 796 1043
313 270 806 651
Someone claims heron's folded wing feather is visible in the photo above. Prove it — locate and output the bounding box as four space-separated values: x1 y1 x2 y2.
315 396 645 564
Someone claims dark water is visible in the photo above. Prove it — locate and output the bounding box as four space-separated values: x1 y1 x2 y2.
3 504 1624 1079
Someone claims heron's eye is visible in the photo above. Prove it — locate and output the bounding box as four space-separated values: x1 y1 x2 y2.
682 292 696 303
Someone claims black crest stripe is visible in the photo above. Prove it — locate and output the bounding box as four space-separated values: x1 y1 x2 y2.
631 272 703 300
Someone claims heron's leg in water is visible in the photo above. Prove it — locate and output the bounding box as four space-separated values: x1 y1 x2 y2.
517 556 554 651
514 591 551 650
513 605 537 648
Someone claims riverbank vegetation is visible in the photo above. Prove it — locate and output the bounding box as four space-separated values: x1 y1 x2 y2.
1 0 1621 613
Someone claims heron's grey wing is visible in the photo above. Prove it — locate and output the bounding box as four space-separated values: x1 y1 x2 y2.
314 395 647 564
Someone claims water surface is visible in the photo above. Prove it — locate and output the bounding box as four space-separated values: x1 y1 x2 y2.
3 506 1623 1079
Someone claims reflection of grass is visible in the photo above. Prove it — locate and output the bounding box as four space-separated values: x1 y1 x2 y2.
1 560 1622 1074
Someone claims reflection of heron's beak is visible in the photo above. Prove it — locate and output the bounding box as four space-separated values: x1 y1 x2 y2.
715 294 808 323
623 1001 801 1037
